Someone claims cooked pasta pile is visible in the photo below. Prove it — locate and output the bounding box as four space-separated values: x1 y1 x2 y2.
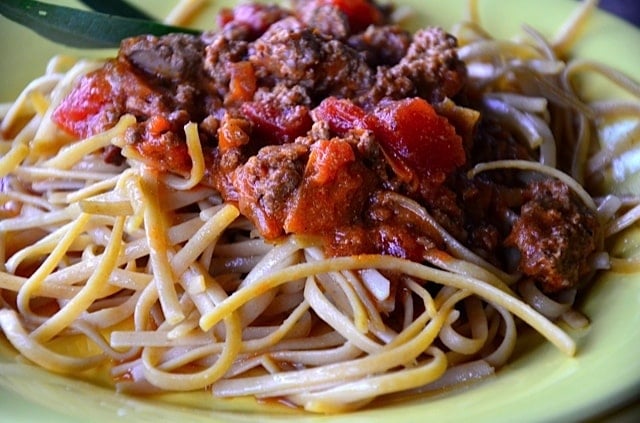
1 0 640 414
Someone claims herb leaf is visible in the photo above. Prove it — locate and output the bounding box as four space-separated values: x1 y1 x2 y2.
78 0 153 20
0 0 201 49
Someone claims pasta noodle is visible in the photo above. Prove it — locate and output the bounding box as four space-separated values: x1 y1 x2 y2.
1 0 640 414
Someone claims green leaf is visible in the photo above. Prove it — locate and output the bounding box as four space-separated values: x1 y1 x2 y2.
0 0 201 49
78 0 153 20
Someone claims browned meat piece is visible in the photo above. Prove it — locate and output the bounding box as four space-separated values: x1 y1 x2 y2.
348 25 412 67
368 27 466 104
296 3 350 39
204 29 251 101
232 143 309 239
292 0 386 35
401 27 467 102
120 34 205 82
249 21 374 99
119 34 218 122
505 179 599 293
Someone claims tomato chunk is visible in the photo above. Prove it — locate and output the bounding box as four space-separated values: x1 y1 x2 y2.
313 97 369 136
307 139 356 184
227 61 257 104
241 101 312 145
217 3 289 38
285 140 373 235
313 97 465 179
372 98 466 177
320 0 384 32
52 68 114 139
133 134 192 175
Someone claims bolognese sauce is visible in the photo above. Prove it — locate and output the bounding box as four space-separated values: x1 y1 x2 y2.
52 0 599 294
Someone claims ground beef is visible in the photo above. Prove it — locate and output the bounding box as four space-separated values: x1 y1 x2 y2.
292 0 386 34
296 3 350 39
232 143 309 238
119 34 216 121
203 29 251 100
367 27 466 105
120 34 205 82
254 84 312 108
249 21 374 99
505 179 599 293
348 25 412 67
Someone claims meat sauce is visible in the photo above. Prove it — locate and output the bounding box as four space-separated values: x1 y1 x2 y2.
52 0 599 294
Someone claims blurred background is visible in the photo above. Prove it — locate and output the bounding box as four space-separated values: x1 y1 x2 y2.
598 0 640 26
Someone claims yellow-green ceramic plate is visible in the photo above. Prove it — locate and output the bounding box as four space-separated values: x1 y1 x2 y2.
1 1 639 422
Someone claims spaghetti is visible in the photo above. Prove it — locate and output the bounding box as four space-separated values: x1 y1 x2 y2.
1 0 639 414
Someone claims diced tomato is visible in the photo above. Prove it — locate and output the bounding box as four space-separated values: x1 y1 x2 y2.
371 98 466 177
313 97 369 136
147 115 171 136
307 139 356 185
218 115 250 151
284 141 373 235
216 8 234 28
319 0 384 32
133 135 192 175
227 61 257 104
52 68 114 139
241 101 312 145
313 97 465 179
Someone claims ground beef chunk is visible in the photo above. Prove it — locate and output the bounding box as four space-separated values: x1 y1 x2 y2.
232 143 309 238
118 34 215 123
401 27 466 101
365 68 415 107
292 0 386 35
296 3 350 39
249 21 374 99
254 84 312 108
368 27 466 104
348 25 412 67
318 39 374 98
505 179 599 293
120 34 205 82
203 29 251 101
249 20 322 89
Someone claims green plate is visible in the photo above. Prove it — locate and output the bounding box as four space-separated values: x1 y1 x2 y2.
1 1 639 422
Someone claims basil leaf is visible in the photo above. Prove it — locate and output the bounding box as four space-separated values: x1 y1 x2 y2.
0 0 201 49
78 0 153 20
